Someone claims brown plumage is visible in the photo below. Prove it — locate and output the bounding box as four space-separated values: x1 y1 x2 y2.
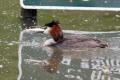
55 35 108 49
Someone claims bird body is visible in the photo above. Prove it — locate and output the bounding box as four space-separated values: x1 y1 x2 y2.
31 21 108 49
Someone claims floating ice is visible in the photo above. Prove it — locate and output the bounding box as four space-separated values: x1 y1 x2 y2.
0 65 3 68
64 74 75 78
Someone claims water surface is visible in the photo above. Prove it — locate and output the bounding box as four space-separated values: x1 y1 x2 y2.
1 0 120 79
18 30 120 80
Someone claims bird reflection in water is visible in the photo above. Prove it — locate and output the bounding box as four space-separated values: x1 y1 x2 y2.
24 46 116 80
44 47 63 73
43 46 100 73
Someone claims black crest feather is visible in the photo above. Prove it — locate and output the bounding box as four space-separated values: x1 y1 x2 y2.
45 20 59 27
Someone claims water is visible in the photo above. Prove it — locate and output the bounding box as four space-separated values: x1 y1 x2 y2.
18 30 120 80
1 0 120 79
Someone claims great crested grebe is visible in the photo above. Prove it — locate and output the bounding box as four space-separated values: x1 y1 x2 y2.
34 21 108 49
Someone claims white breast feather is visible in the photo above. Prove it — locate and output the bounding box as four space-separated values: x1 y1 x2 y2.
44 27 51 34
44 39 56 46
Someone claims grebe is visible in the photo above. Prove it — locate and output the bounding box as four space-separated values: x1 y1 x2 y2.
35 21 108 49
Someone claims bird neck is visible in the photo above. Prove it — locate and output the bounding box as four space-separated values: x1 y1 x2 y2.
50 25 64 42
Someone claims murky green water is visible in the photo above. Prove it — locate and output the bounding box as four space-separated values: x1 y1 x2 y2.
0 0 20 80
1 0 120 80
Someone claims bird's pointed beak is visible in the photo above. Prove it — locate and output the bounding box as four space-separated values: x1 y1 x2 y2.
25 26 47 33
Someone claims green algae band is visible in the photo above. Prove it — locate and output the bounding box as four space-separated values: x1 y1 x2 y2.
20 0 120 11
